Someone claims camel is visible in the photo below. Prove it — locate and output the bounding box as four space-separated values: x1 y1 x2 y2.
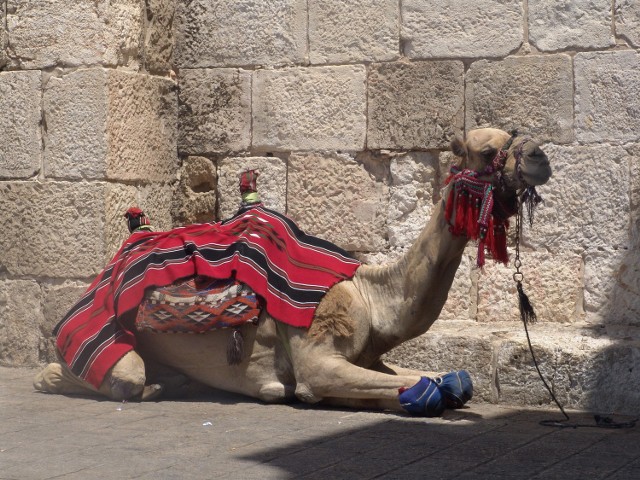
34 128 552 416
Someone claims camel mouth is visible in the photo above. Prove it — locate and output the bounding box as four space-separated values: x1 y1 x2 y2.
516 142 552 186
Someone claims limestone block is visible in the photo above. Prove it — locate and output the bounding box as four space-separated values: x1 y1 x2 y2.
529 0 614 51
629 144 640 246
401 0 523 59
0 6 7 68
137 183 175 233
143 0 176 72
44 69 109 179
104 183 138 261
172 156 217 226
0 280 44 366
6 0 142 69
530 144 630 251
217 156 287 219
0 181 107 278
44 68 178 182
583 248 621 322
606 251 640 327
382 322 498 403
41 281 90 363
107 71 178 181
575 51 640 143
439 252 475 322
466 55 574 144
288 152 388 252
495 331 640 415
477 251 582 324
367 61 464 150
617 0 640 47
309 0 398 64
253 66 367 151
174 0 306 68
0 71 42 179
178 68 251 154
388 152 439 249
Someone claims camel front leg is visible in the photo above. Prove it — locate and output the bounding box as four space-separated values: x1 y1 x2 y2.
34 351 160 401
287 332 447 416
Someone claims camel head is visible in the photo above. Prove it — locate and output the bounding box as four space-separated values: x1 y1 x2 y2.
446 128 552 267
450 128 552 191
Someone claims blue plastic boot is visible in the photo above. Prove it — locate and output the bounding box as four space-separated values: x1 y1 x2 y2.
435 370 473 409
398 377 445 417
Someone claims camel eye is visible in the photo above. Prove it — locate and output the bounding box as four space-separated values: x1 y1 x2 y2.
481 148 497 160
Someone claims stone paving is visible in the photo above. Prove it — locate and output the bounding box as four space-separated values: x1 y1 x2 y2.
2 366 640 480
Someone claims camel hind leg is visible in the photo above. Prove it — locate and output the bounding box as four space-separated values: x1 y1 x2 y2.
34 350 155 401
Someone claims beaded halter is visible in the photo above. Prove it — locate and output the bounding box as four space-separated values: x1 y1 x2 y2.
443 131 539 267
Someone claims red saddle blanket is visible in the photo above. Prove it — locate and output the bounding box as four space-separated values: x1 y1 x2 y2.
53 205 360 388
135 276 261 334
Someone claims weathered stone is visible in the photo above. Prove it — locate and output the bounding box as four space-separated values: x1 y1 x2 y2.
388 152 439 249
495 330 640 414
466 55 574 144
583 248 640 326
174 0 306 68
172 156 217 226
107 71 178 181
253 66 367 151
143 0 176 73
178 68 251 154
217 156 287 219
138 183 174 232
529 0 614 51
617 0 640 47
0 5 7 68
309 0 398 64
104 183 138 260
41 281 90 363
401 0 523 58
530 144 630 252
0 71 42 179
583 248 618 322
288 152 388 252
629 144 640 247
6 0 143 69
477 251 583 324
44 69 109 179
0 280 44 366
439 252 475 322
44 68 178 182
368 61 464 150
575 51 640 143
0 181 107 278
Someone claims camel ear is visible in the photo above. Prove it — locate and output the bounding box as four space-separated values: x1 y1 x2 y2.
450 137 466 157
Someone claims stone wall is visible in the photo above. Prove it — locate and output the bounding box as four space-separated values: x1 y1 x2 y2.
2 0 640 414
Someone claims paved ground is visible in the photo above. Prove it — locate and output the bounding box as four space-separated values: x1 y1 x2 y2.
2 366 640 480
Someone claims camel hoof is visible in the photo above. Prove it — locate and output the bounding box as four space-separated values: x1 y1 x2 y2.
399 377 445 417
435 370 473 409
33 363 63 393
141 384 163 401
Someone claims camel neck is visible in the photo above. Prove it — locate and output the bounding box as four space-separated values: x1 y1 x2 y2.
358 199 469 351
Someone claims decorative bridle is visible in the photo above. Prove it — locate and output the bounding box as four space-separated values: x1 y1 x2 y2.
444 130 540 268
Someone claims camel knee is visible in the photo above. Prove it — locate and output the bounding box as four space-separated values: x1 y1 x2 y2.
294 382 322 404
257 382 294 403
100 351 146 401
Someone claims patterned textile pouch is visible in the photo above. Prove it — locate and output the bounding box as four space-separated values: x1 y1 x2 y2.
134 276 261 334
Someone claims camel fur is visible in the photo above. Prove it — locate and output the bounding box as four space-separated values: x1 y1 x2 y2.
34 128 552 414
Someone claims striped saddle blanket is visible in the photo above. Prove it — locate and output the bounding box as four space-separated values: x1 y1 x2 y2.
134 276 261 334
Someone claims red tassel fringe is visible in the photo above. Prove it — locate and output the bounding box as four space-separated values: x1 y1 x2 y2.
445 187 509 267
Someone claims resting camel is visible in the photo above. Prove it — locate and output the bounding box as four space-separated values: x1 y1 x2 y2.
34 128 552 416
